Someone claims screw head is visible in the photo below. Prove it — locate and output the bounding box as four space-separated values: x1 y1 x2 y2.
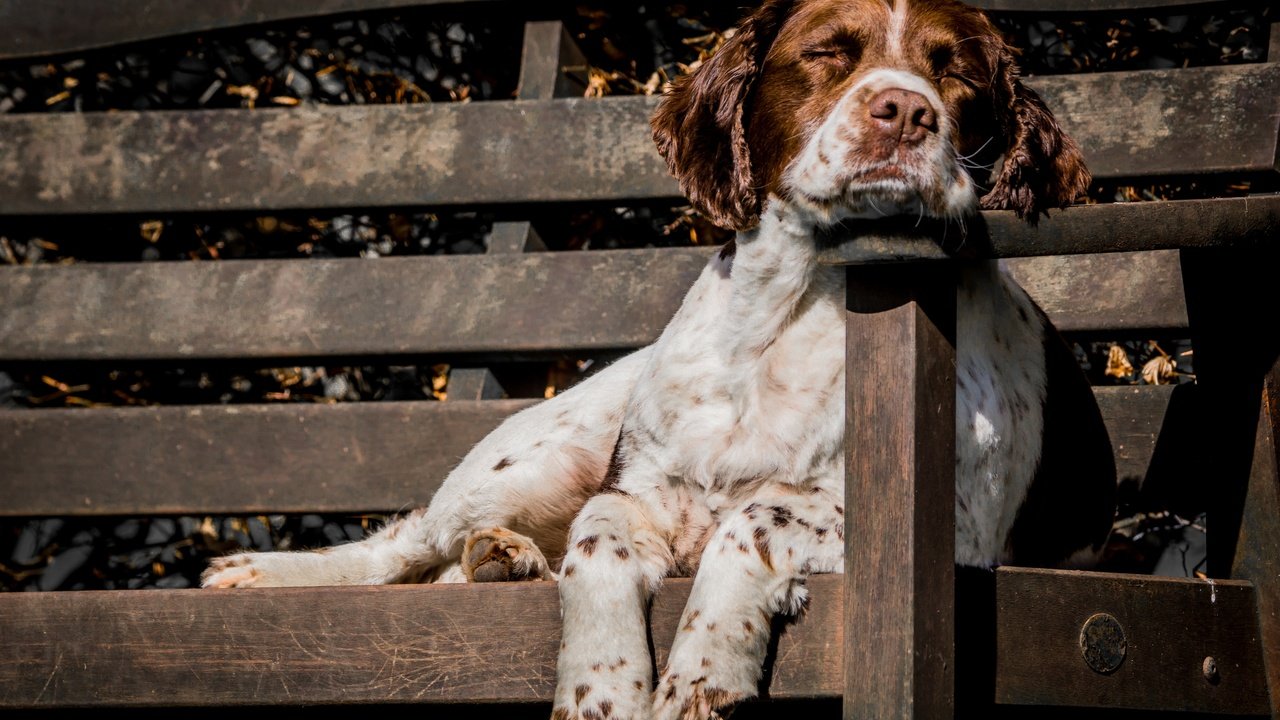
1079 613 1127 675
1203 656 1220 685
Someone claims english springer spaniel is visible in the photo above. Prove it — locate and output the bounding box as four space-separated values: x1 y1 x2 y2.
204 1 1116 718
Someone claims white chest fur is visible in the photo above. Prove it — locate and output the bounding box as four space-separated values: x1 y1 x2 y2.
621 205 1047 567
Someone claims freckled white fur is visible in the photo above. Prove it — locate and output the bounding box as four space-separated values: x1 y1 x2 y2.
202 60 1054 720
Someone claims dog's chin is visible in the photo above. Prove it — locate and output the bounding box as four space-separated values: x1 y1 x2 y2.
787 172 978 227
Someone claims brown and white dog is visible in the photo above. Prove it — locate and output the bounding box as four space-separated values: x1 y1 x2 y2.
203 1 1116 718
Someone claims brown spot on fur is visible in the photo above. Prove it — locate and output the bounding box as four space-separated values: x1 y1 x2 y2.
575 684 591 704
770 505 793 527
552 708 572 720
682 609 701 631
614 546 630 560
738 542 750 553
634 680 644 690
582 708 604 720
576 535 599 556
701 687 743 713
562 564 576 578
609 657 628 670
493 457 515 471
743 620 755 633
702 657 713 668
706 622 717 632
591 663 603 672
599 700 614 717
753 526 774 571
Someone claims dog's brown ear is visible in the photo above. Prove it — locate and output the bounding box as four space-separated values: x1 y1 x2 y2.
651 1 792 232
979 40 1091 223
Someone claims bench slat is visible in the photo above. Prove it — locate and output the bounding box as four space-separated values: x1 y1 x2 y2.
995 568 1270 715
0 0 1248 60
0 248 713 361
1 64 1276 215
819 195 1280 264
1005 250 1186 333
0 570 1265 713
0 386 1173 516
0 575 843 708
0 244 1194 363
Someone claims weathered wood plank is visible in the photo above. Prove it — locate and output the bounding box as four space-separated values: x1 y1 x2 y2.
0 249 713 361
0 400 537 516
0 386 1172 517
0 0 500 60
0 240 1201 364
2 65 1276 215
1005 250 1186 333
1094 384 1176 487
820 195 1280 264
0 575 843 708
0 0 1248 60
844 265 957 719
974 0 1254 11
0 571 1263 711
995 568 1271 715
1231 365 1280 718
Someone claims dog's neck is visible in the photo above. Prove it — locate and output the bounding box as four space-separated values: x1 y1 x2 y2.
720 199 835 359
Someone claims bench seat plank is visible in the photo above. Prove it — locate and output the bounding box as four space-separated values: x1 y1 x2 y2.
0 386 1172 516
0 570 1265 713
1 64 1276 214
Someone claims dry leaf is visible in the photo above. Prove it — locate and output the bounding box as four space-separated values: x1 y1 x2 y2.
1104 344 1133 379
1141 354 1177 385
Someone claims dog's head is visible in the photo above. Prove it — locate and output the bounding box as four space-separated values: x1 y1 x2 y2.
651 0 1091 230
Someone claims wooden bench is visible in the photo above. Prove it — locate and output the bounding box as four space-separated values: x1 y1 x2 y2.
1 0 1278 716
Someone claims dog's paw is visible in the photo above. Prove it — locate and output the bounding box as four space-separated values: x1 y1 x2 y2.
462 527 551 582
653 673 744 720
201 553 268 588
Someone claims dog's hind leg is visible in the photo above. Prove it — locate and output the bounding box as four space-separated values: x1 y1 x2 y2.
202 349 650 589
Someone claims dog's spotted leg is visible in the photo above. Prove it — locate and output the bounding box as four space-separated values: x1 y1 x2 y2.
554 493 672 720
461 527 553 582
653 486 844 720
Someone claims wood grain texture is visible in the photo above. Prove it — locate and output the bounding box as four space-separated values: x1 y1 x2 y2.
0 574 843 709
0 0 1248 59
0 400 537 516
0 244 1196 363
1093 385 1176 487
843 265 957 719
0 0 500 59
0 385 1172 518
0 570 1260 711
1231 367 1280 718
995 568 1271 715
2 64 1277 215
0 249 713 361
819 196 1280 264
516 21 589 101
1005 251 1186 333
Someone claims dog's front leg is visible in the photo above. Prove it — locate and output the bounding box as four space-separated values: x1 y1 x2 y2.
653 485 844 720
554 492 672 720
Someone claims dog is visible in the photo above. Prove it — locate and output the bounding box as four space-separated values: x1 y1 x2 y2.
203 1 1117 718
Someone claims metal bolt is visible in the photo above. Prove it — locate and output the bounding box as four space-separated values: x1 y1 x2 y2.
1203 656 1220 685
1079 613 1127 675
